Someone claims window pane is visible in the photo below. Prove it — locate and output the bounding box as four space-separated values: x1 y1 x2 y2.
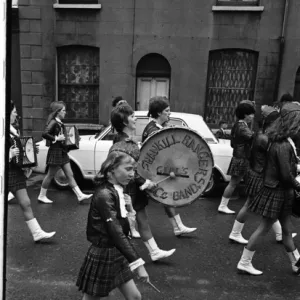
205 50 258 127
58 46 99 123
217 0 258 6
59 0 98 4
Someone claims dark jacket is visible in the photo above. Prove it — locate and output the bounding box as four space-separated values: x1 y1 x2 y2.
86 181 140 263
142 120 160 143
230 120 253 159
113 132 146 191
264 140 300 191
249 131 269 173
42 119 67 149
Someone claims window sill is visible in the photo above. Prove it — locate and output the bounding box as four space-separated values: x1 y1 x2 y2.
212 6 264 12
53 4 101 9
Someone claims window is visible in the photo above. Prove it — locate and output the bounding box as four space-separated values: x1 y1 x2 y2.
294 67 300 103
57 46 99 123
205 49 258 127
58 0 98 4
216 0 259 6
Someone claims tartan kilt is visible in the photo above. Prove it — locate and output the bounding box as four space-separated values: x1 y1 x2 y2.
244 169 263 197
76 244 133 297
8 163 26 193
46 147 70 166
124 181 149 212
227 157 249 178
248 186 294 219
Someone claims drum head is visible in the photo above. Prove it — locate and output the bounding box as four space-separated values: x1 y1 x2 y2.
69 127 75 144
25 139 35 163
138 126 214 207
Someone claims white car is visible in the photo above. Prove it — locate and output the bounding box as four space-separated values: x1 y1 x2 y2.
33 112 233 196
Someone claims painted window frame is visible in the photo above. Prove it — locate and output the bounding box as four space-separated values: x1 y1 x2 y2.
216 0 259 6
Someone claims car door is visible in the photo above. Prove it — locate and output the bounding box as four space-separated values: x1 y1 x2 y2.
94 127 115 174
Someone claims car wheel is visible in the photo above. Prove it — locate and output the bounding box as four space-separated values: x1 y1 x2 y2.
202 169 220 197
52 162 82 190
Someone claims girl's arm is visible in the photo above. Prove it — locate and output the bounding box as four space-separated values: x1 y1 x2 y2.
42 119 58 142
94 188 144 267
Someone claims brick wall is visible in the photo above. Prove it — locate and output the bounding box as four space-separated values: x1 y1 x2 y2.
17 0 294 136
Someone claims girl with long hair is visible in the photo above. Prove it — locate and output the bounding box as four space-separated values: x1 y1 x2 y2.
8 100 55 242
38 101 92 204
76 151 149 300
142 96 197 236
237 102 300 275
229 105 296 244
110 102 176 261
218 100 255 214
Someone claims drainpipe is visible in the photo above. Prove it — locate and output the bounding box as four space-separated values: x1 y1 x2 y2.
131 0 136 108
273 0 289 102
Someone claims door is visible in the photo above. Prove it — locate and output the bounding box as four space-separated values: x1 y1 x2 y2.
136 77 169 110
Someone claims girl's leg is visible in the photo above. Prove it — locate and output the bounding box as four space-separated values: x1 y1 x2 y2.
164 206 197 236
38 165 60 203
118 279 141 300
272 219 297 242
279 215 300 274
229 197 250 244
136 208 175 261
62 163 92 202
237 217 274 276
82 294 101 300
16 189 56 242
218 175 242 214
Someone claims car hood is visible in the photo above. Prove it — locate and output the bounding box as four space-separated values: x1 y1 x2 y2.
208 143 233 157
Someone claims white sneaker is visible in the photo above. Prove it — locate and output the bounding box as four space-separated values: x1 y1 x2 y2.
218 206 235 214
77 193 92 202
38 196 53 204
229 232 248 244
33 230 56 242
150 248 176 261
174 226 197 236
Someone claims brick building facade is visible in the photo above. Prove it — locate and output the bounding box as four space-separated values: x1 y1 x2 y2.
11 0 300 138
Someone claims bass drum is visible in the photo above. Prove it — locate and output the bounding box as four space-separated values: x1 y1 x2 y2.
138 126 214 207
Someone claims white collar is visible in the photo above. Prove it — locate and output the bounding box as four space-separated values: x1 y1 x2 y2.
55 117 63 124
113 184 128 218
238 120 248 126
154 121 163 129
10 125 19 137
287 137 298 157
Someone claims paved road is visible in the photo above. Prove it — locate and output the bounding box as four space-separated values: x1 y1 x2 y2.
5 174 300 300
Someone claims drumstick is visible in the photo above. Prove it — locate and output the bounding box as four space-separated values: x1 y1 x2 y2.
147 280 161 293
155 172 176 185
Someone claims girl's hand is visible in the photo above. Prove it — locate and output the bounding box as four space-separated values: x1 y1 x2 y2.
34 144 39 154
56 133 65 141
10 146 19 158
136 265 149 283
146 180 157 190
124 194 132 205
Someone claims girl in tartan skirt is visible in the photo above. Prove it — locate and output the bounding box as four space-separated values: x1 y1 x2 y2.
38 101 92 204
110 102 176 262
229 105 296 244
142 96 197 236
76 150 149 300
237 102 300 276
218 100 255 214
8 100 56 242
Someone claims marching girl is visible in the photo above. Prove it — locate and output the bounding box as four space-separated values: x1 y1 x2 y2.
110 102 176 261
142 96 197 236
218 100 255 214
229 105 296 244
237 102 300 276
8 100 56 242
76 150 149 300
38 101 92 204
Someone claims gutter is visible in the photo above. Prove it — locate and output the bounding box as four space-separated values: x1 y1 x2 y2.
273 0 289 102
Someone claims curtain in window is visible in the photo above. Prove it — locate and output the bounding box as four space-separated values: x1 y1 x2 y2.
58 46 99 123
